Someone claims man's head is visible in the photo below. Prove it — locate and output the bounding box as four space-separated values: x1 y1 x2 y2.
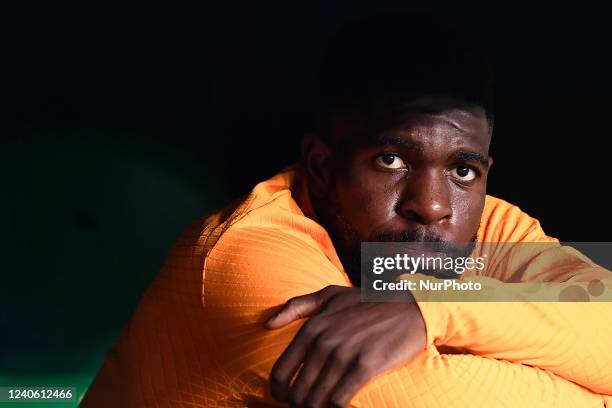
302 13 495 283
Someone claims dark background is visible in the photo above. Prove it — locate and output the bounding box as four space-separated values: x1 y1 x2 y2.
3 1 610 403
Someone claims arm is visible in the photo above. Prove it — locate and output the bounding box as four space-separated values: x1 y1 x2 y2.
415 247 612 395
266 286 606 408
81 223 608 407
421 197 612 394
202 227 606 407
352 346 605 408
80 222 351 408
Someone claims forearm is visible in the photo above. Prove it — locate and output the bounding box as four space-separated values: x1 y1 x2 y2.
349 346 605 408
416 278 612 394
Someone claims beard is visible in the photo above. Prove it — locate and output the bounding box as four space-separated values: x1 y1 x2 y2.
314 195 477 286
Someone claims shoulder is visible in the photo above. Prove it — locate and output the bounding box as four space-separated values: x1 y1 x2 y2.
203 210 350 309
478 195 558 243
193 169 350 308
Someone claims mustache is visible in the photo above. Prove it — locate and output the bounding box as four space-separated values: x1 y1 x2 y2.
372 228 476 258
373 228 443 243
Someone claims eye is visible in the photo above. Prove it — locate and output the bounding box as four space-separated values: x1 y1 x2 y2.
375 154 407 170
450 165 477 181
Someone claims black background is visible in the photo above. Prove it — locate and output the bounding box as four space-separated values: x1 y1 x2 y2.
3 0 611 388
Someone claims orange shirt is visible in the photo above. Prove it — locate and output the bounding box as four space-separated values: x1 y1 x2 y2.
82 165 612 407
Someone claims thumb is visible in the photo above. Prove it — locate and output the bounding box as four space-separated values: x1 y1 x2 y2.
265 286 337 329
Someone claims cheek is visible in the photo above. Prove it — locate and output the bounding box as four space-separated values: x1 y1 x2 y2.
450 188 486 240
334 166 401 233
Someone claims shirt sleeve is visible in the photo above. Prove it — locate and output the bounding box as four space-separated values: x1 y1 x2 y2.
81 221 609 407
196 226 608 407
418 293 612 396
416 201 612 395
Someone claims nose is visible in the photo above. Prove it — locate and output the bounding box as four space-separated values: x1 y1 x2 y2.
398 170 452 226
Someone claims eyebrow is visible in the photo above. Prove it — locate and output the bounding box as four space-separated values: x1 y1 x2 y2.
452 150 490 167
368 133 490 166
370 133 423 151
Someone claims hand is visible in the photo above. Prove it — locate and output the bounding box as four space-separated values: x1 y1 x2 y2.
265 285 427 408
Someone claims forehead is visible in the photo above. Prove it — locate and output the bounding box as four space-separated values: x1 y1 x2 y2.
330 100 491 152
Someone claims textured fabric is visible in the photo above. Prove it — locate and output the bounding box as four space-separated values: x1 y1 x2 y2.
81 165 612 407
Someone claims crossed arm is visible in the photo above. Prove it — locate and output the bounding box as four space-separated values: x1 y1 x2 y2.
264 286 612 407
82 226 612 407
204 228 612 407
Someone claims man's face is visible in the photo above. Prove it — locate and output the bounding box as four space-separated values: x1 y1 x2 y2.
305 99 493 283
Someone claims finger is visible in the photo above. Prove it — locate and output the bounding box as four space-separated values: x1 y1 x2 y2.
270 319 322 401
301 348 352 408
327 359 375 408
286 336 333 407
266 286 338 329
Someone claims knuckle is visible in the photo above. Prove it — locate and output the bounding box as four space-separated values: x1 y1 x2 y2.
300 320 319 340
286 297 301 309
270 375 289 399
314 335 335 352
270 368 284 385
305 314 329 335
324 284 344 295
355 354 375 373
329 396 348 408
308 313 325 326
330 347 351 365
322 285 338 293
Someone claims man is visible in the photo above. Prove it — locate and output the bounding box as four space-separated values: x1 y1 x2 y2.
82 14 612 407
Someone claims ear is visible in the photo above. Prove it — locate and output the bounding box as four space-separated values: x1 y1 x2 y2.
301 132 333 198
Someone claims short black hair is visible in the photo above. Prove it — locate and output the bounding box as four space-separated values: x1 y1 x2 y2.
315 12 496 139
